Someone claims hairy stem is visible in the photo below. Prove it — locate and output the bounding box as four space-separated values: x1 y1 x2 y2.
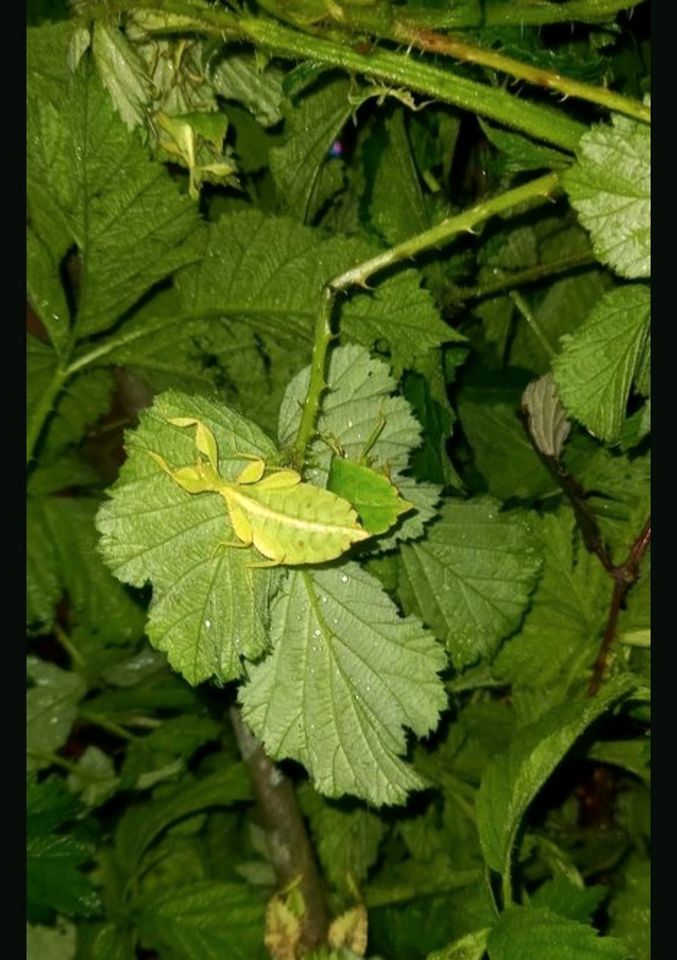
115 1 585 150
230 707 330 951
293 171 560 465
392 24 650 123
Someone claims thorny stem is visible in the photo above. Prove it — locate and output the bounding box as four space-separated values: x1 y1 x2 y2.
520 411 651 694
229 707 330 952
293 172 561 466
392 24 650 124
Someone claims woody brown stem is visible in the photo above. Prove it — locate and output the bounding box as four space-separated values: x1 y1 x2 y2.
230 707 330 953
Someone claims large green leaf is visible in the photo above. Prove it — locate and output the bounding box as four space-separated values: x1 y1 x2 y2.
175 212 453 370
280 345 441 545
399 498 542 669
97 391 282 683
492 508 610 720
553 285 651 442
564 113 650 279
27 37 200 338
476 676 635 881
240 563 448 805
270 75 353 222
136 881 266 960
487 907 629 960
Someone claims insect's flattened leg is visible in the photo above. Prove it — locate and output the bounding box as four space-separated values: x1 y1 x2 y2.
148 452 210 493
235 457 266 484
228 503 254 546
167 417 219 472
245 558 283 570
211 539 250 559
250 527 285 566
254 469 301 490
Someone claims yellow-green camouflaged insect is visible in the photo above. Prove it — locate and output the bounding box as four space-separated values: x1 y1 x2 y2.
149 418 370 567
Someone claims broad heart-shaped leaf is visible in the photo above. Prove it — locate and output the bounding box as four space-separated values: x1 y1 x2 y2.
175 211 454 371
553 285 650 443
135 881 266 960
239 563 448 806
27 37 199 338
398 498 542 669
270 75 354 222
97 391 281 684
279 345 441 545
564 113 650 279
487 907 630 960
476 675 635 881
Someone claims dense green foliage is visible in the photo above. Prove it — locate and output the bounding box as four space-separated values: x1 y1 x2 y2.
27 1 650 958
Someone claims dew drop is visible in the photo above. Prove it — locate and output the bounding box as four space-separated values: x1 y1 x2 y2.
348 420 354 428
333 617 338 625
313 628 321 638
204 619 212 629
340 574 348 583
321 595 328 603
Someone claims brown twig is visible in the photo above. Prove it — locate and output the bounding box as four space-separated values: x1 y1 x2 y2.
520 410 651 695
229 706 330 953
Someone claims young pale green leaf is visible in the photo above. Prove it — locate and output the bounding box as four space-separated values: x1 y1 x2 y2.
564 113 650 279
27 920 76 960
66 746 119 809
427 928 490 960
115 766 251 875
135 881 267 960
270 75 353 222
492 509 610 721
487 907 630 960
97 391 281 684
553 285 650 442
476 675 635 880
175 211 452 370
240 563 448 805
280 345 441 544
27 47 199 338
398 498 542 669
91 22 152 129
27 659 86 772
328 457 414 535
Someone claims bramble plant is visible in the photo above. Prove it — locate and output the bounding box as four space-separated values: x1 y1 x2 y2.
27 1 650 958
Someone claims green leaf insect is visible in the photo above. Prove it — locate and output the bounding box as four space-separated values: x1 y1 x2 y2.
149 418 370 567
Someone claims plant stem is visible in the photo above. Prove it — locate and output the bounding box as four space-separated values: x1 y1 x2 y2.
392 24 650 124
292 171 560 465
27 366 66 465
79 711 138 742
116 2 586 150
55 624 88 675
587 517 651 695
444 251 595 305
509 290 556 359
229 706 330 952
334 171 561 292
401 0 647 28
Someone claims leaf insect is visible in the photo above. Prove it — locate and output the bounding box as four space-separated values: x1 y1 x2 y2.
149 418 370 567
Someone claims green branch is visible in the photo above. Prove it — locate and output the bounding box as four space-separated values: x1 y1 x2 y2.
292 171 561 466
114 1 586 150
444 251 595 305
392 24 650 124
27 365 66 466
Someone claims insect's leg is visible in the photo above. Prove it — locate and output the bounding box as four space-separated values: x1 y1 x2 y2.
147 452 209 494
233 456 266 484
211 540 249 559
245 558 282 570
167 418 219 472
254 469 301 490
359 412 386 462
